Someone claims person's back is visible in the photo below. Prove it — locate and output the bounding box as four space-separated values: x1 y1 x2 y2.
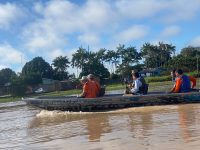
180 75 191 92
138 76 148 94
83 80 99 98
87 74 103 97
171 69 191 93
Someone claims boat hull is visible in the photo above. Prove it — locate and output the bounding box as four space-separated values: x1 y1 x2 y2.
22 92 200 111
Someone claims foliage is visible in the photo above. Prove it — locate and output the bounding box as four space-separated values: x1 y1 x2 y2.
52 56 70 80
116 64 134 78
71 47 88 70
118 45 141 65
22 57 53 85
180 46 200 57
22 57 53 79
80 61 110 79
72 47 110 79
1 43 200 97
114 44 142 77
186 71 199 78
0 68 17 85
52 56 70 72
145 76 172 83
22 73 42 85
141 42 175 68
10 76 26 96
166 54 200 72
110 73 120 80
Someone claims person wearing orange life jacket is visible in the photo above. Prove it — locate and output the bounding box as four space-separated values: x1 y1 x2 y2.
170 69 196 93
87 74 100 92
78 76 99 98
87 74 106 97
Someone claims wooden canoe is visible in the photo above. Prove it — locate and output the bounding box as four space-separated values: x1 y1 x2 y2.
22 92 200 112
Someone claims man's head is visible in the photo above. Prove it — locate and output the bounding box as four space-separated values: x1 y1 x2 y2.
175 69 183 77
132 72 139 80
87 74 95 80
80 76 88 84
171 69 176 77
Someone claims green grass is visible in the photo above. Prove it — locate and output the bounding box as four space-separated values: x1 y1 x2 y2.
36 89 81 97
0 97 21 103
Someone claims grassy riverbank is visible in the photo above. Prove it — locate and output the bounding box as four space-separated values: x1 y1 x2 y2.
0 96 21 103
0 79 199 103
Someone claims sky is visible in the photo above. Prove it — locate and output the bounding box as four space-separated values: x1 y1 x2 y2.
0 0 200 74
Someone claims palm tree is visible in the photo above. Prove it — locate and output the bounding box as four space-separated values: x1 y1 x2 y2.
71 47 87 71
52 56 70 80
52 56 70 72
96 48 107 65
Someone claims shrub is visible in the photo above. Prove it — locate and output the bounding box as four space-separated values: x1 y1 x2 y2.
186 71 199 78
145 76 171 83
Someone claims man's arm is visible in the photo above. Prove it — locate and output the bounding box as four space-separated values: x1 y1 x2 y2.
189 76 196 89
173 78 182 93
79 83 88 98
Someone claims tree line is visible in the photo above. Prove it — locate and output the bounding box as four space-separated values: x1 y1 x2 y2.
0 42 200 95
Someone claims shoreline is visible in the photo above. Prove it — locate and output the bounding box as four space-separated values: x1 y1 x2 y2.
0 80 196 103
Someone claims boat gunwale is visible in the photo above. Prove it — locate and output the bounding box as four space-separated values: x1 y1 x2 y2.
22 91 200 101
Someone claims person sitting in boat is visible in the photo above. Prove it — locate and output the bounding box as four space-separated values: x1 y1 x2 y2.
170 69 196 93
171 69 177 83
125 72 148 95
78 76 99 98
87 74 105 97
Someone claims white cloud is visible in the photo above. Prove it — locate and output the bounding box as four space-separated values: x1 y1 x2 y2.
115 0 167 19
115 25 149 43
0 64 9 70
162 0 200 23
0 44 26 69
23 0 116 53
33 2 44 14
47 49 66 61
0 3 23 29
6 0 200 72
161 26 181 37
78 33 100 45
189 36 200 47
115 0 200 23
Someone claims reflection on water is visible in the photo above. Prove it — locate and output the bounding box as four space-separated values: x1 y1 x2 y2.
1 102 200 150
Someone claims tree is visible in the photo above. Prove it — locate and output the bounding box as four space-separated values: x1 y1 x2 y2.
10 75 27 96
180 46 200 57
96 48 107 64
22 57 53 85
141 42 176 68
52 56 70 80
52 56 70 72
115 45 141 77
80 61 110 79
0 68 17 85
71 47 110 78
105 50 120 73
71 47 88 70
120 46 141 65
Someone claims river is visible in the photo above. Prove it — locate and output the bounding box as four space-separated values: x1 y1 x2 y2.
0 101 200 150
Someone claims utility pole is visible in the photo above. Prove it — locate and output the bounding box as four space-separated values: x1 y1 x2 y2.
21 54 23 71
87 45 90 53
197 55 199 77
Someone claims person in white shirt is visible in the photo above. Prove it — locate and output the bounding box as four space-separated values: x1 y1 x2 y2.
130 72 142 94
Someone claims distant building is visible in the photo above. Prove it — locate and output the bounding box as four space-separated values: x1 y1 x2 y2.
42 78 56 85
139 68 166 77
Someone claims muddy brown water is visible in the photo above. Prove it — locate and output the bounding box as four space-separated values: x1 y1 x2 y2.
0 100 200 150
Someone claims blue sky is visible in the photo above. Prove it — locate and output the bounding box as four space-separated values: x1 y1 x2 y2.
0 0 200 73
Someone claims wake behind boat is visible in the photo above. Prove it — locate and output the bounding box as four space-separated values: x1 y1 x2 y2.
23 92 200 112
